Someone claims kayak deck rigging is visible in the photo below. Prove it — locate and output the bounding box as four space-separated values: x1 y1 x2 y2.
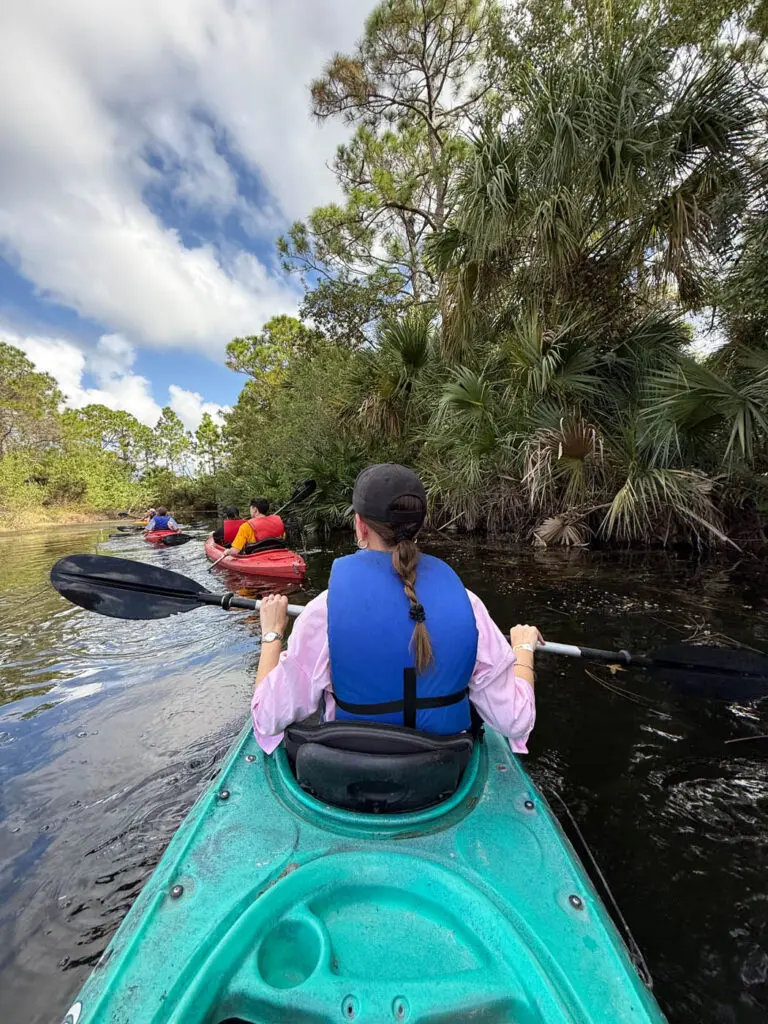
65 726 665 1024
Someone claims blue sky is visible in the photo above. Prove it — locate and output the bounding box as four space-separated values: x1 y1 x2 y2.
1 0 376 430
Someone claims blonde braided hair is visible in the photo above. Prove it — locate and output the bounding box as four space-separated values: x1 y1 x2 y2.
360 495 433 674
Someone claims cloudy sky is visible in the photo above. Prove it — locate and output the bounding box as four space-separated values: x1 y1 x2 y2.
0 0 376 430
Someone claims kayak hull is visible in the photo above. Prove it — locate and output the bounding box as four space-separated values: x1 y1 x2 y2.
204 534 307 579
144 530 179 543
62 727 666 1024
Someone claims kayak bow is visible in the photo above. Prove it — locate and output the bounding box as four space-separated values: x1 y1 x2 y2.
144 530 179 544
61 725 665 1024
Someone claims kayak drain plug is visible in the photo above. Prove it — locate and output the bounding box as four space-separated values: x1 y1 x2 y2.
218 790 230 800
524 799 535 810
568 894 584 910
170 885 184 899
393 996 410 1020
342 995 359 1019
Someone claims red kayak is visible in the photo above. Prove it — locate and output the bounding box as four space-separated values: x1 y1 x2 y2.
145 530 179 543
204 535 306 579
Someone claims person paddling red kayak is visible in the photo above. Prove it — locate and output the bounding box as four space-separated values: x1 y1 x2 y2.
227 497 285 556
143 506 180 543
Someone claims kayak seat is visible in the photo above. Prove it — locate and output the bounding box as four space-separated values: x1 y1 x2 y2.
242 537 288 554
284 721 474 814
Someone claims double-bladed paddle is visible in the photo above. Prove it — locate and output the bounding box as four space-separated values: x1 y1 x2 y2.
52 554 305 619
50 554 768 701
207 479 316 572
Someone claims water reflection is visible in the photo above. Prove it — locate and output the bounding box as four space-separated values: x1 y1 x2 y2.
1 527 767 1022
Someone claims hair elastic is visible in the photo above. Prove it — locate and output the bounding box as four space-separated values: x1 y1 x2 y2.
409 603 426 623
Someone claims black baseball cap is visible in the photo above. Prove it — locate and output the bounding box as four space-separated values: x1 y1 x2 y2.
351 464 427 523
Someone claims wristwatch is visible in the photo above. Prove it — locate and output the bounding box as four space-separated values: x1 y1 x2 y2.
262 631 284 644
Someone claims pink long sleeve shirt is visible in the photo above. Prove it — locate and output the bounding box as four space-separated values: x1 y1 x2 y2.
252 589 536 754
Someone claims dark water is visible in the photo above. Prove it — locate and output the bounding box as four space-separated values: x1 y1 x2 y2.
1 525 767 1023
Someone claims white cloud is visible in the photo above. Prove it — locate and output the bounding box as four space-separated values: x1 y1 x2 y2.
0 0 377 355
169 384 229 432
5 326 225 430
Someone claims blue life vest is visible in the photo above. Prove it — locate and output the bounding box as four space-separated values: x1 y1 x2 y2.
328 550 478 734
152 515 172 530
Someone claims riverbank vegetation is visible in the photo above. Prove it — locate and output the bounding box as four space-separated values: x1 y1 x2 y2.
0 341 226 528
3 0 768 545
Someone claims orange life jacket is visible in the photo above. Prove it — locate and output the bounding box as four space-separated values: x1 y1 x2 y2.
246 514 285 541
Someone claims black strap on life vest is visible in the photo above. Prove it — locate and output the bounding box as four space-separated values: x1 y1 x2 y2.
333 668 468 730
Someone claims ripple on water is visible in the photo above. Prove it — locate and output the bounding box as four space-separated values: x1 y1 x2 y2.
3 530 768 1022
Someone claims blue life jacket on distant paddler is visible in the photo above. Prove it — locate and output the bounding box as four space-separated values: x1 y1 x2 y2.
151 515 172 530
328 550 478 734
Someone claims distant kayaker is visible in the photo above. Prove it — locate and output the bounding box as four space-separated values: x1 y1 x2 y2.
212 506 243 547
136 507 156 526
144 507 180 533
228 498 285 555
251 463 540 752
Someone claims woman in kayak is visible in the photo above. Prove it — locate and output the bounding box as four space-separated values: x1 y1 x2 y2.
144 507 179 533
252 464 540 752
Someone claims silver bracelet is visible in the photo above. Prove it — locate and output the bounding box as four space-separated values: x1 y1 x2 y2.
513 642 535 654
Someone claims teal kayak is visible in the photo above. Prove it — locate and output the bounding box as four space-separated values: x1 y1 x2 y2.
61 724 666 1024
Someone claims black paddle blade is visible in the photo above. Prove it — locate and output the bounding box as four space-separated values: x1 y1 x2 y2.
117 525 141 532
288 479 316 504
160 533 192 547
51 554 209 620
650 644 768 701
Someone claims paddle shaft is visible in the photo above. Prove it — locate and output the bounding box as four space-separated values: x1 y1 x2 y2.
196 591 305 617
218 603 646 667
540 641 652 669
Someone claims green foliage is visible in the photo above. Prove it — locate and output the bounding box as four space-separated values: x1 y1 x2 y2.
154 407 192 476
227 0 768 547
0 342 61 457
62 405 159 471
0 343 223 524
4 0 767 546
280 0 498 343
195 413 226 476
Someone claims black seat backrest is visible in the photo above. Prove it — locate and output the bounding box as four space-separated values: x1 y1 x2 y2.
283 721 474 814
243 537 288 554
